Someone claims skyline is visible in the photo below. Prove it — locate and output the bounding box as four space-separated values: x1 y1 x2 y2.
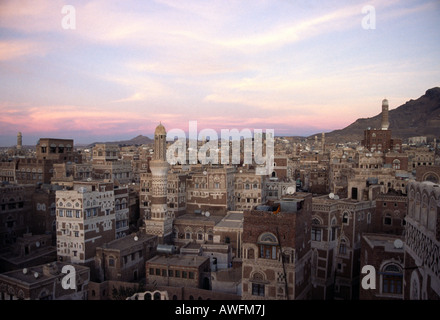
1 0 440 146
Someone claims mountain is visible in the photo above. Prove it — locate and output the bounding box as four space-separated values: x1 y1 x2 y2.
320 87 440 143
88 135 153 147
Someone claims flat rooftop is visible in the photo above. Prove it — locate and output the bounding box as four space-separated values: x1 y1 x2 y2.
147 254 209 267
0 261 89 285
99 233 156 251
362 233 405 252
175 213 224 224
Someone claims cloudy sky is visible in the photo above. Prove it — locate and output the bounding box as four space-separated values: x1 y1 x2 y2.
0 0 439 146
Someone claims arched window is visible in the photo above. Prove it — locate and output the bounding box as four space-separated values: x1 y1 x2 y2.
382 264 403 294
342 212 349 224
154 292 161 300
383 213 392 226
339 239 347 254
311 218 322 241
144 293 152 300
393 159 400 170
258 233 278 260
251 272 265 297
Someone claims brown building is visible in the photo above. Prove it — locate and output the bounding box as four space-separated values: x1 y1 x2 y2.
0 233 56 273
404 181 440 299
0 261 89 300
359 233 404 300
373 192 407 236
0 183 34 245
311 195 376 300
146 254 211 290
94 233 157 283
415 165 440 183
241 192 312 300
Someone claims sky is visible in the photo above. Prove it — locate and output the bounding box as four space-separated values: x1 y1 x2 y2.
0 0 439 146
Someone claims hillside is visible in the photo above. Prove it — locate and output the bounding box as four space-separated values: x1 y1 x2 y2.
88 135 153 147
320 87 440 143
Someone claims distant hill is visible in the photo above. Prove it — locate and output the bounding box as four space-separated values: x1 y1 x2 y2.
317 87 440 143
88 135 153 147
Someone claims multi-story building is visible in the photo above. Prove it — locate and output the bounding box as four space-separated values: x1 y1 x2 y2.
310 195 376 300
372 192 407 236
55 181 116 268
241 192 312 300
31 184 59 238
0 183 34 245
359 233 405 300
361 99 402 153
234 168 265 211
404 181 440 299
114 186 130 239
36 138 80 162
94 232 158 282
186 165 235 216
146 254 211 290
0 261 89 300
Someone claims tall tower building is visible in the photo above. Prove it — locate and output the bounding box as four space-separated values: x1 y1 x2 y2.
381 99 390 130
144 123 173 243
321 132 325 153
17 132 22 150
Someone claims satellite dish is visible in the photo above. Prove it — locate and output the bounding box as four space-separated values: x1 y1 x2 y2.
36 241 40 248
329 193 335 199
333 195 339 200
394 239 403 249
23 268 28 274
34 272 39 279
203 171 207 175
134 236 139 241
286 187 295 195
205 211 210 217
239 170 243 173
87 178 92 182
201 211 205 216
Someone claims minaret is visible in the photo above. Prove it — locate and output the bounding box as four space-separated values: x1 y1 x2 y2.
321 132 325 153
381 99 390 130
144 122 172 243
17 132 22 150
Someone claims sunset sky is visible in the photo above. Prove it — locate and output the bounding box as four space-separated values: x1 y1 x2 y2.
1 0 439 146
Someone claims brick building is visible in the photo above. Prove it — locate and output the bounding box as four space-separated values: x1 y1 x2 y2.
94 233 157 282
0 261 89 300
146 254 211 290
311 195 376 300
404 181 440 299
241 192 312 300
55 181 116 269
359 233 404 300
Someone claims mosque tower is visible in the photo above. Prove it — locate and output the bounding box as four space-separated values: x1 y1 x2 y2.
17 132 22 150
381 99 390 130
144 122 173 243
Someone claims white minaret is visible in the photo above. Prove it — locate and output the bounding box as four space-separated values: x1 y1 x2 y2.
381 99 390 130
144 123 173 242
